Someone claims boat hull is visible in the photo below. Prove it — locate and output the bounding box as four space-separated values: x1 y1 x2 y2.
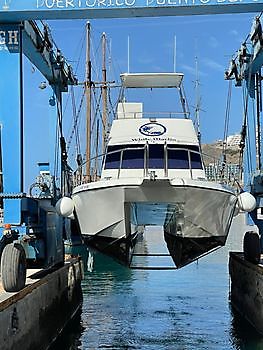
72 178 237 267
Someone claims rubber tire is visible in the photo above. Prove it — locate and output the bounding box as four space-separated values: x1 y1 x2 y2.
243 231 261 265
0 243 26 292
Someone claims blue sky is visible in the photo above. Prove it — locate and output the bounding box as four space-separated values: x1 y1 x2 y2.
23 12 258 188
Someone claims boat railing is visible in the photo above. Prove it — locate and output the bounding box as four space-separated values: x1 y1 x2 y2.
73 145 239 186
201 152 241 185
116 111 190 119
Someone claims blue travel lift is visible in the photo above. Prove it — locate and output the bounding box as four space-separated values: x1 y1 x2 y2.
225 15 263 264
0 21 77 292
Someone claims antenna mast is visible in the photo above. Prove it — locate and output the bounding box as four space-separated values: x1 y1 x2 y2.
173 35 176 72
127 36 130 73
194 55 201 143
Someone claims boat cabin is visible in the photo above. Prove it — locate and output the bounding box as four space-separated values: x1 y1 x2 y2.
101 73 205 181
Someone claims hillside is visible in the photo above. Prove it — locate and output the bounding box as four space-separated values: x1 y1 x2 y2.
202 143 240 165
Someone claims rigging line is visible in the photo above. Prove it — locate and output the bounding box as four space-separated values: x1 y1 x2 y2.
106 38 113 82
110 86 121 110
73 28 86 75
238 84 247 178
244 93 253 178
54 121 60 182
49 53 64 139
91 36 101 82
55 94 63 137
108 88 117 123
246 100 253 177
63 29 86 128
252 93 258 169
238 50 254 178
222 80 232 164
105 42 123 88
242 91 252 178
72 89 82 154
90 88 102 135
49 57 66 184
255 73 262 170
180 83 190 118
67 87 86 151
118 86 124 102
70 86 81 156
244 56 255 177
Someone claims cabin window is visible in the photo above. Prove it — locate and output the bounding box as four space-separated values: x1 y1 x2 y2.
167 145 202 169
104 144 203 170
122 148 144 169
168 149 189 169
104 146 121 169
149 144 164 168
104 145 144 169
190 151 203 169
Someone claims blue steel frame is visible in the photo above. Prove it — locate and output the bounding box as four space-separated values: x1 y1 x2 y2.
0 0 262 22
0 24 23 224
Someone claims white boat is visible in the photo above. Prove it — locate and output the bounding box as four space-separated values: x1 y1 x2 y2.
58 73 255 268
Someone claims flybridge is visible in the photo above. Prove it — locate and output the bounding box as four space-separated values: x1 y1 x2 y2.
0 0 262 21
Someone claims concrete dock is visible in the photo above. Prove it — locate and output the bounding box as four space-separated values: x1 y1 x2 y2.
0 258 83 350
229 252 263 334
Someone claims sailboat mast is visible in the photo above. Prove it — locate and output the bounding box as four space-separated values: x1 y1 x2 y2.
102 32 107 153
85 21 92 181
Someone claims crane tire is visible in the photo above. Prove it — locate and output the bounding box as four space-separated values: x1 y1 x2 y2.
243 231 261 265
1 243 26 292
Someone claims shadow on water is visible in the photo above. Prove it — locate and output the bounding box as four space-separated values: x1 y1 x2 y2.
82 251 135 295
230 305 263 350
49 309 84 350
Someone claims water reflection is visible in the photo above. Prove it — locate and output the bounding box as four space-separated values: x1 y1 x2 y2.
52 214 263 349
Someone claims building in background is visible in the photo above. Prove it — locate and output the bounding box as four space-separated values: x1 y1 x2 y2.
203 135 241 183
226 134 241 148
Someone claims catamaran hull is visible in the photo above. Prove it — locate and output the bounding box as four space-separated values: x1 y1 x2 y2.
72 179 237 267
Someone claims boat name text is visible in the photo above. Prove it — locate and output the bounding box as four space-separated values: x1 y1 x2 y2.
131 137 177 142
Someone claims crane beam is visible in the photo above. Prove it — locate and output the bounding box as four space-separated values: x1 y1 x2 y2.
0 0 263 22
22 21 77 90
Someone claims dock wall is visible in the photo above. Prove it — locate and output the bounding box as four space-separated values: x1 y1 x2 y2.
0 258 83 350
229 252 263 334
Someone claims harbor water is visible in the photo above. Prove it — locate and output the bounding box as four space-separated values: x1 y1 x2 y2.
52 214 263 349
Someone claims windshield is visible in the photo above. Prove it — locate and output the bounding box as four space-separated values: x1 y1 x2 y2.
104 144 203 170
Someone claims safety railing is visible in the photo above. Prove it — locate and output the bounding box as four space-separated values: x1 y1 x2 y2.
201 152 241 186
116 111 190 119
73 143 213 186
73 146 241 188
